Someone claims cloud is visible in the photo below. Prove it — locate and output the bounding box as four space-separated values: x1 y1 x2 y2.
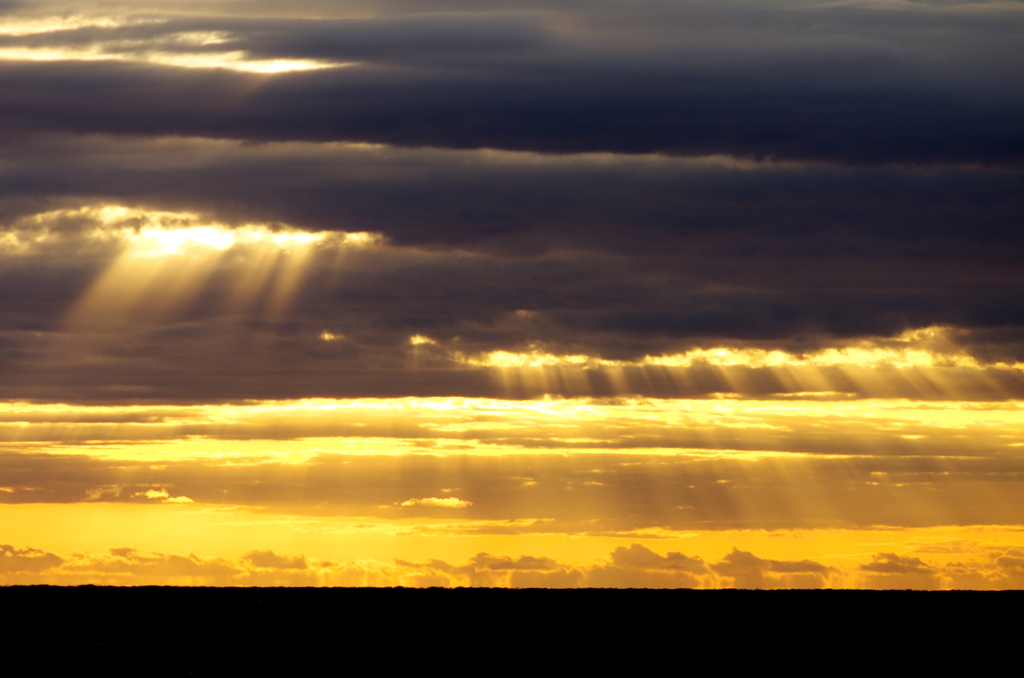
860 552 935 575
0 546 320 585
466 552 560 571
395 543 828 589
0 543 63 573
68 547 242 582
243 550 308 570
395 551 580 587
131 488 193 503
857 552 944 589
0 3 1020 164
3 193 1024 404
5 413 1024 531
609 544 707 574
400 497 472 509
583 543 711 588
711 548 834 589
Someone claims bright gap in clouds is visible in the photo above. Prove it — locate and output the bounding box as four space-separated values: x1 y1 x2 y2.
5 203 1023 399
5 396 1023 461
456 327 1011 370
0 16 351 72
0 15 161 36
38 205 370 328
0 46 349 72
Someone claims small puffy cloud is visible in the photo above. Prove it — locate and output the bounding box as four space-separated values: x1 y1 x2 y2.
400 497 472 508
994 549 1024 577
971 548 1024 589
131 488 193 503
395 551 579 587
468 553 561 572
54 547 244 585
394 558 455 574
857 552 942 589
712 548 833 589
587 543 711 588
0 544 63 573
860 553 935 575
243 550 308 570
85 486 122 501
610 543 707 574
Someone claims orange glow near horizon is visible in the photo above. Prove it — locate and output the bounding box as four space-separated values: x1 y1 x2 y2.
1 500 1023 588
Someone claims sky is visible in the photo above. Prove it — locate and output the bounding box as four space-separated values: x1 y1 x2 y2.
2 0 1024 588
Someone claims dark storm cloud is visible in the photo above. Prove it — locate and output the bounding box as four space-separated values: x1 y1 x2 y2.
0 1 1021 164
5 325 1024 403
6 135 1024 251
1 137 1023 371
0 58 1016 166
0 1 1020 403
3 199 1024 401
4 136 1024 252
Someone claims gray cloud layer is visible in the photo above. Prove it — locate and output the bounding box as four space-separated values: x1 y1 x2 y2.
1 133 1023 402
0 2 1021 164
0 2 1019 401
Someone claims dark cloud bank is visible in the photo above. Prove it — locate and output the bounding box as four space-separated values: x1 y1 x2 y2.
0 0 1021 402
0 2 1022 165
